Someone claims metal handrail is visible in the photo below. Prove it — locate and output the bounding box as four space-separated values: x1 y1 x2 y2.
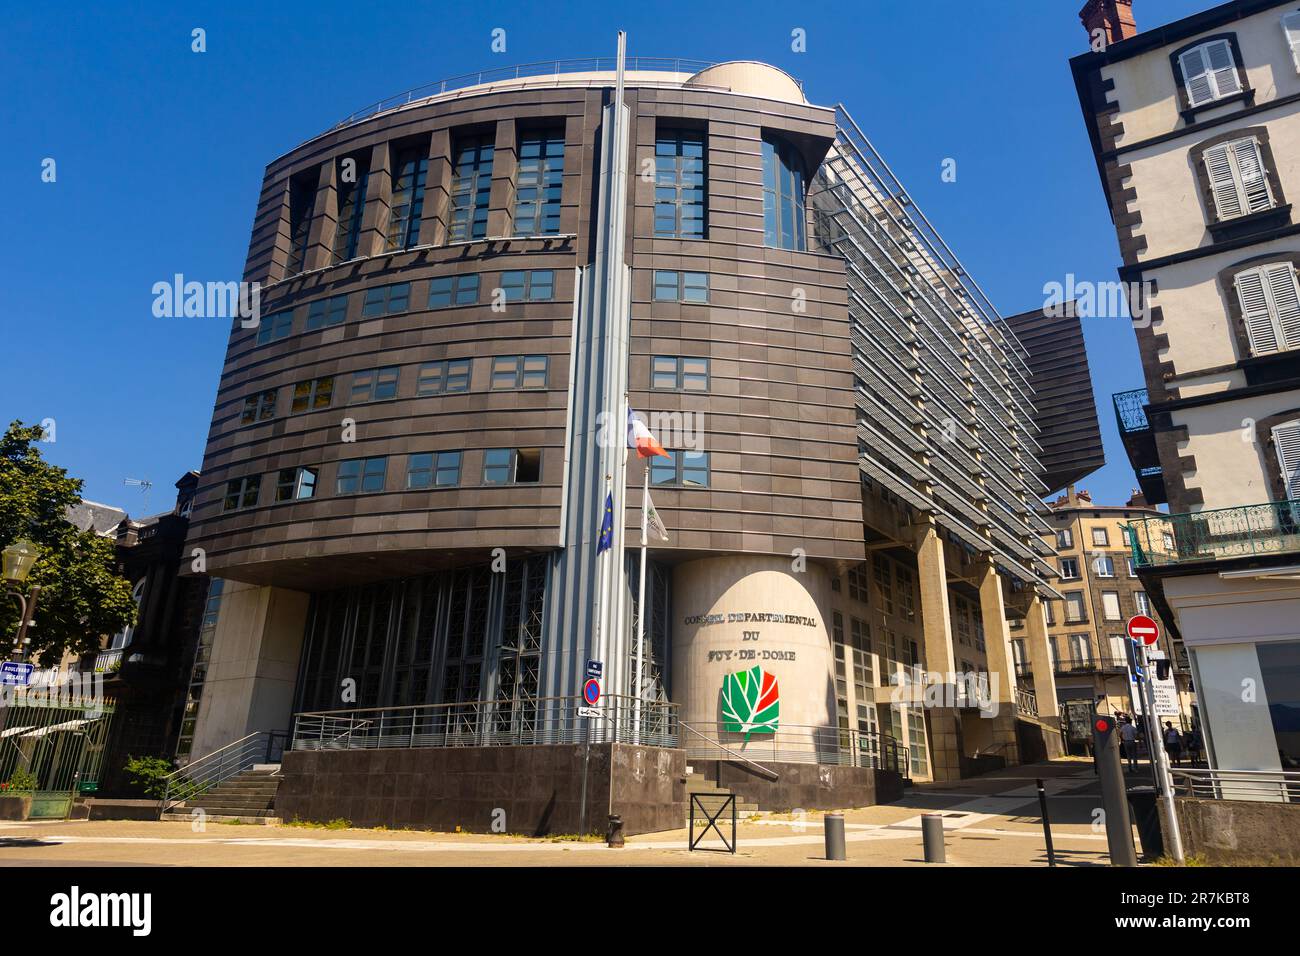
333 57 718 129
679 720 780 781
680 720 909 776
160 729 286 813
1170 767 1300 803
1129 499 1300 569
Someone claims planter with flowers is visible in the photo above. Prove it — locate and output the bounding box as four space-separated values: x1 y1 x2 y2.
0 770 38 820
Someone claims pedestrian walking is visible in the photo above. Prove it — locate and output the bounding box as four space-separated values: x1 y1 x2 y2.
1119 717 1139 770
1163 721 1183 766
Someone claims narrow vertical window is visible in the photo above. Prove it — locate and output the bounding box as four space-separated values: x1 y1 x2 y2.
386 145 428 250
762 135 806 251
333 153 371 262
450 134 494 242
1272 420 1300 500
514 129 564 236
285 173 315 276
654 128 706 238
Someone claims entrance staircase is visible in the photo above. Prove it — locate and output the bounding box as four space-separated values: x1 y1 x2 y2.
685 766 758 823
162 766 283 824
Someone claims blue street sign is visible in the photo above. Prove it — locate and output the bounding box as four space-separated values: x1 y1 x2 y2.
585 659 603 679
0 662 33 687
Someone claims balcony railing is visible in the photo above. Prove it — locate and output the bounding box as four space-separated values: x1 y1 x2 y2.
1113 387 1151 433
1053 654 1128 675
92 648 123 674
1128 500 1300 569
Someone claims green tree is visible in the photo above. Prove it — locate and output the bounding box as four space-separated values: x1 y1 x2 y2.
0 421 136 665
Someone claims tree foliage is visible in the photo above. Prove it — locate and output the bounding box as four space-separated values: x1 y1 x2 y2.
0 421 135 665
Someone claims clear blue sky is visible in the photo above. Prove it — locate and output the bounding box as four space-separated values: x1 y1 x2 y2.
0 0 1212 515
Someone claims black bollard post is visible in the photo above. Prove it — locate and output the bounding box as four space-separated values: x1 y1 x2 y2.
824 812 846 861
606 813 624 848
921 814 945 863
1036 778 1056 867
1093 715 1137 867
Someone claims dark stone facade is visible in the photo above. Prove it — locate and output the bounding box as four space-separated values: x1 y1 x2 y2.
694 759 903 812
277 743 686 836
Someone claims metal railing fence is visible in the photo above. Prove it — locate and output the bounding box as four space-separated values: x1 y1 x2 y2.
681 721 909 775
291 695 678 752
1128 500 1300 569
1170 767 1300 803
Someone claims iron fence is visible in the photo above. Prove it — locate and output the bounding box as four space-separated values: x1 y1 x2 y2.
1170 767 1300 803
291 695 679 752
681 721 908 775
0 688 115 818
1128 500 1300 569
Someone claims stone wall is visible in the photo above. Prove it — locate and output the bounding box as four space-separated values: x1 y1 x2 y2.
696 759 903 812
277 743 685 836
1172 796 1300 865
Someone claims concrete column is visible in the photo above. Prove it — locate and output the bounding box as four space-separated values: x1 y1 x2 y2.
1025 592 1064 757
976 560 1019 765
422 128 452 248
188 581 311 761
357 143 393 258
487 118 517 238
303 160 338 273
915 520 961 781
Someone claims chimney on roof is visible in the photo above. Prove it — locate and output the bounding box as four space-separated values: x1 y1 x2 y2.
1077 489 1093 503
1079 0 1137 48
1127 488 1149 508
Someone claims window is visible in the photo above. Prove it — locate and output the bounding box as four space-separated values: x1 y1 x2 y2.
222 475 261 511
1203 137 1273 221
1126 557 1138 578
337 457 388 494
361 282 411 317
873 555 894 616
291 376 334 412
652 270 708 303
407 451 462 489
1272 420 1300 499
649 450 709 488
896 567 915 619
350 367 400 403
1176 38 1242 109
1064 592 1085 624
1056 528 1073 549
285 173 315 276
1091 527 1109 547
490 355 548 390
651 356 709 391
256 309 293 345
428 274 480 308
483 448 541 485
1135 591 1152 617
761 135 806 251
654 128 706 238
1094 555 1115 578
1286 12 1300 73
275 466 318 501
1069 633 1092 665
847 563 869 603
450 134 494 242
514 129 564 236
416 359 472 395
498 270 554 302
241 389 277 424
333 154 370 262
1235 263 1300 355
1102 590 1122 622
1044 600 1056 625
1059 558 1079 580
305 294 349 331
386 145 428 250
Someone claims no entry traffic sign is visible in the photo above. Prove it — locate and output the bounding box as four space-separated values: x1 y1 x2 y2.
1127 614 1159 645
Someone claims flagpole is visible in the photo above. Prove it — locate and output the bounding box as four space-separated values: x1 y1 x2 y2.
634 462 648 745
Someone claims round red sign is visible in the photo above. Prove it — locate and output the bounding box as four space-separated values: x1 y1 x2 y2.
1126 614 1159 645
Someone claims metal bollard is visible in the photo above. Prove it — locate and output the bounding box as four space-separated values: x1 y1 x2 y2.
824 812 846 861
922 813 946 863
606 814 624 848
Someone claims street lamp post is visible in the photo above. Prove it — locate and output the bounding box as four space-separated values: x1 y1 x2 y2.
3 539 42 663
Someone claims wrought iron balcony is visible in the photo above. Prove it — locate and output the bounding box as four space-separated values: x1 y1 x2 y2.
1053 654 1127 675
1113 388 1151 433
1112 388 1167 504
1128 500 1300 569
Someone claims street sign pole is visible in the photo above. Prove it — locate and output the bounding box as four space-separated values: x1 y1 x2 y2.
1138 641 1184 863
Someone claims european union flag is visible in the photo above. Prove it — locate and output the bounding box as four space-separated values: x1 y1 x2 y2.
596 492 614 554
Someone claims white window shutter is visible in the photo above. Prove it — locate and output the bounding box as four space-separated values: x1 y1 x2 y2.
1205 39 1242 97
1181 47 1214 106
1231 138 1272 213
1265 263 1300 350
1272 421 1300 500
1236 267 1280 354
1204 143 1243 218
1284 12 1300 74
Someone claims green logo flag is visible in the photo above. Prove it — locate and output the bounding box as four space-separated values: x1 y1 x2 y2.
720 666 780 738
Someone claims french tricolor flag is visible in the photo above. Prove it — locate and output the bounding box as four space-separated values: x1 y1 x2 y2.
627 408 670 459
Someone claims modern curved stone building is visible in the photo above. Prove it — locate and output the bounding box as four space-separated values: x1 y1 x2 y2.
180 51 1095 831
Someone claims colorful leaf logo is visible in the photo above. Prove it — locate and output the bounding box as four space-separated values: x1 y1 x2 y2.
720 666 780 737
